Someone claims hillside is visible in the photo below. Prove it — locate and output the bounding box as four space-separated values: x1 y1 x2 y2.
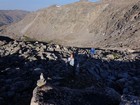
1 0 140 49
0 10 29 26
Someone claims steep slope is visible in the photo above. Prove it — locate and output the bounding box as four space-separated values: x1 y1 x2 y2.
1 0 140 49
0 10 29 26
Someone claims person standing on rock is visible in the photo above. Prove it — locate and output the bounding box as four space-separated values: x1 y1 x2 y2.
90 48 96 58
67 53 75 75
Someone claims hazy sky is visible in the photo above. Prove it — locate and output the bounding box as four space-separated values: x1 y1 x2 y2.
0 0 98 11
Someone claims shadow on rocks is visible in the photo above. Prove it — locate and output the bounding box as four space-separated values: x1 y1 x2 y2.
0 44 140 105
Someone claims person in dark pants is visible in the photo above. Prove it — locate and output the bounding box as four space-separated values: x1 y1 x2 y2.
67 53 75 75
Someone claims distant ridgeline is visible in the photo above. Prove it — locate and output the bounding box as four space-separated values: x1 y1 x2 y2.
0 10 29 27
80 0 89 1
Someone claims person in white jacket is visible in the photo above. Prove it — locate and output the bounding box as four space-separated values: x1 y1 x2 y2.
67 53 76 75
67 53 75 66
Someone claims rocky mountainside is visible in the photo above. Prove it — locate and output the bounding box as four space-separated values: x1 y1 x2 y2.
0 10 29 27
1 0 140 49
0 38 140 105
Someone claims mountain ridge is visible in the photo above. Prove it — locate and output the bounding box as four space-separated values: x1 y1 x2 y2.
0 10 29 27
1 0 140 49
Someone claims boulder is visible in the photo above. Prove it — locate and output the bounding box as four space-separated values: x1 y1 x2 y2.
107 54 115 60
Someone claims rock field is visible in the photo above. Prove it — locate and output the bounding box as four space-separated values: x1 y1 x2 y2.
0 40 140 105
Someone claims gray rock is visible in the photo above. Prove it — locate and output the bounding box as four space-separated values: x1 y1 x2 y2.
28 56 37 61
107 54 115 60
120 95 140 105
37 52 45 60
47 53 58 60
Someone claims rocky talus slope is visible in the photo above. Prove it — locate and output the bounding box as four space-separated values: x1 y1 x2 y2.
1 0 140 49
0 39 140 105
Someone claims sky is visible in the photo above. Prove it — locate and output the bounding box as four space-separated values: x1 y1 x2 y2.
0 0 99 11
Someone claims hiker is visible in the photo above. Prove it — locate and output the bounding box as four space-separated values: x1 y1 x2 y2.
67 53 75 66
67 53 75 75
75 49 80 74
90 48 96 58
